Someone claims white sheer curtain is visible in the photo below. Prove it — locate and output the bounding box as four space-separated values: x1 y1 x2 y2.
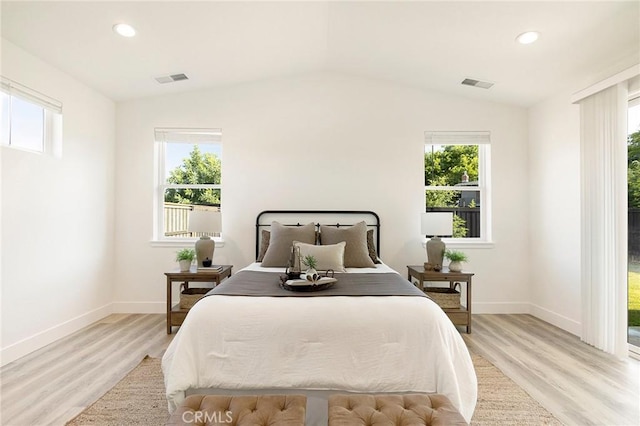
579 83 628 357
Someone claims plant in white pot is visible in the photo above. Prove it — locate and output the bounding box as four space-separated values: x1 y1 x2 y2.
301 254 320 283
445 250 468 272
176 248 196 272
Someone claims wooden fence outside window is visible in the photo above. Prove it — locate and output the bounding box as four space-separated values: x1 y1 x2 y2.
164 203 221 237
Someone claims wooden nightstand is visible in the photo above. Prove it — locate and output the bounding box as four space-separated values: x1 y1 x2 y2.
165 265 232 334
407 265 474 333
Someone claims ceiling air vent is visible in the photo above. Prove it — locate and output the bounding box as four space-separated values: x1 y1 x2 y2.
155 73 189 84
461 78 494 89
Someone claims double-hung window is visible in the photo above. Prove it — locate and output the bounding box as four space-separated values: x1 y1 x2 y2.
424 131 491 242
1 76 62 155
154 128 222 242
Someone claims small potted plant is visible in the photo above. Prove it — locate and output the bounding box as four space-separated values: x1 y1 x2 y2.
301 254 320 282
445 250 468 272
176 248 196 272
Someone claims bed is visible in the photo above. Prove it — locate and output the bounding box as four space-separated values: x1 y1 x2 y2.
162 210 477 424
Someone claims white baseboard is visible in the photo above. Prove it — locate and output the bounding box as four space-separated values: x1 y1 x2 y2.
529 303 581 336
0 303 113 367
473 302 531 314
112 302 165 314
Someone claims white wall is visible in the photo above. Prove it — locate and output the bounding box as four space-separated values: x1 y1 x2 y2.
0 40 116 365
114 72 530 314
528 91 582 334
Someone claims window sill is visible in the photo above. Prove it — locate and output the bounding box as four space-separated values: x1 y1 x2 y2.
150 238 225 248
422 240 494 249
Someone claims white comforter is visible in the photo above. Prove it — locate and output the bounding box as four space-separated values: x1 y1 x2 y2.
162 264 477 422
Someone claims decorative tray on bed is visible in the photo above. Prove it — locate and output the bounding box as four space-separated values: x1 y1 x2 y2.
279 276 337 292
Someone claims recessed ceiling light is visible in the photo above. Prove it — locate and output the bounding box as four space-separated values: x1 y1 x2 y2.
113 23 136 38
516 31 539 45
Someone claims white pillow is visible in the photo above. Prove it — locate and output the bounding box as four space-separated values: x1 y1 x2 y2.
293 241 346 272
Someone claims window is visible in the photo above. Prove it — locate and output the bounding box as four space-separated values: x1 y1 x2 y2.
154 128 222 241
1 77 62 155
424 131 491 242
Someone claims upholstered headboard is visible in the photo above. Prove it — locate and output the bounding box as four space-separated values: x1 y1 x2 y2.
255 210 380 260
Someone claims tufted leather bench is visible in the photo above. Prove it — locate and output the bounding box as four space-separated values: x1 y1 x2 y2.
166 394 306 425
328 394 468 426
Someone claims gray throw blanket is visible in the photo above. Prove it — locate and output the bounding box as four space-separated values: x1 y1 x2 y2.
205 270 426 298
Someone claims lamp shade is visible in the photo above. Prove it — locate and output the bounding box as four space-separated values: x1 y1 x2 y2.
421 212 453 237
188 210 222 235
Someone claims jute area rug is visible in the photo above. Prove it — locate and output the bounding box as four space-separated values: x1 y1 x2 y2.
66 355 561 425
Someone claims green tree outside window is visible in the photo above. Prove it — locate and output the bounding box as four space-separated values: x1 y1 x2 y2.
164 146 221 205
629 130 640 208
425 145 479 238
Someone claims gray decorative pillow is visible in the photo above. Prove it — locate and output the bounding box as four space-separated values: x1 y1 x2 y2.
257 230 270 262
320 221 376 268
366 229 381 264
260 221 316 267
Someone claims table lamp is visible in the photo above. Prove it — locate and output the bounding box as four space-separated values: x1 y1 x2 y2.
421 212 453 271
188 210 222 267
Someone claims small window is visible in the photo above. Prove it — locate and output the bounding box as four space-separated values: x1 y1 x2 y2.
154 128 222 241
425 131 491 241
1 77 62 155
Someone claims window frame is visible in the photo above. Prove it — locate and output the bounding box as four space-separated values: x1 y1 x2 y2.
152 128 224 246
424 131 492 247
1 76 62 156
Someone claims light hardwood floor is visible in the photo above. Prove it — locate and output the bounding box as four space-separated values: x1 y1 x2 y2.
0 314 173 426
464 315 640 426
1 314 638 426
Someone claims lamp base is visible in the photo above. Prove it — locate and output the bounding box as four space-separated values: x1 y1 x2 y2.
195 236 215 267
426 236 445 271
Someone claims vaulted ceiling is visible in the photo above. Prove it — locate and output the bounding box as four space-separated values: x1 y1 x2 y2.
2 1 638 106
